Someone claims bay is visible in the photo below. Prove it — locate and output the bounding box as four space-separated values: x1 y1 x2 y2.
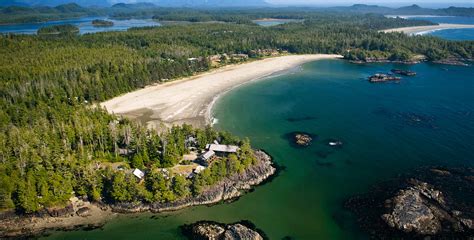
43 59 474 239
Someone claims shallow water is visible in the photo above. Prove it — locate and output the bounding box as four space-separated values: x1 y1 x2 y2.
0 17 160 35
43 60 474 239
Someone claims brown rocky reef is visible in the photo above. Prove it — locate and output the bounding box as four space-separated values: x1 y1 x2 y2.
181 220 267 240
285 132 314 147
345 167 474 238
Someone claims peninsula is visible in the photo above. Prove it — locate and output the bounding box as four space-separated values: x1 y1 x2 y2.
382 23 474 35
102 54 342 128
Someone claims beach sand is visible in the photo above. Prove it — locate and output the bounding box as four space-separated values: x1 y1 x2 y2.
382 23 474 35
101 54 342 128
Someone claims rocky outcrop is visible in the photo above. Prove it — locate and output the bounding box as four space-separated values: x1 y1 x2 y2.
181 221 265 240
382 180 445 235
433 59 469 66
345 167 474 238
76 207 92 217
0 198 112 239
112 150 276 213
294 133 312 146
46 203 75 218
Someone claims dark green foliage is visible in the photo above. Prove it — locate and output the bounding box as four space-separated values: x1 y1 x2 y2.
37 24 79 35
92 19 114 27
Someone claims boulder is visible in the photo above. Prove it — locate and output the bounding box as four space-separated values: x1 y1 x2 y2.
181 221 265 240
46 203 74 217
345 167 474 239
76 207 91 217
224 224 263 240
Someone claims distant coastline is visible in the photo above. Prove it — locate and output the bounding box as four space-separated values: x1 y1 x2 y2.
381 23 474 35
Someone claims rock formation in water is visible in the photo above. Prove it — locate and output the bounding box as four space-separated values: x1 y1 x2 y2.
345 167 474 238
181 221 266 240
295 133 312 146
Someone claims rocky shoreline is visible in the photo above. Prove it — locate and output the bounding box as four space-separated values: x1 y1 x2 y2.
0 150 277 239
348 57 470 66
345 167 474 238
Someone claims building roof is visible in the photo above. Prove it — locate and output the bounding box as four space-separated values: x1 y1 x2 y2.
207 144 240 153
133 168 145 179
201 150 215 160
194 165 206 174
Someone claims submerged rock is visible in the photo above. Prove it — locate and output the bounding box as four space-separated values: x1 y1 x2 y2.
181 221 266 240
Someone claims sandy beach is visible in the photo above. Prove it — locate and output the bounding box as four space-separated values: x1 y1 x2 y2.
101 54 342 128
382 23 474 35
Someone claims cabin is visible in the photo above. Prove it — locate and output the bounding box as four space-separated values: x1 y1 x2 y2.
206 144 240 157
194 166 206 174
133 168 145 179
199 150 215 166
185 136 198 149
187 166 207 179
118 148 132 156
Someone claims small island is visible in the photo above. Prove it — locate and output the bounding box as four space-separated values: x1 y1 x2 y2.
92 19 114 27
37 24 79 35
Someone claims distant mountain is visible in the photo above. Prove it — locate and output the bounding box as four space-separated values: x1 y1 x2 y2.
7 0 110 7
327 4 474 17
153 0 269 7
111 2 156 9
394 4 435 15
0 3 91 14
0 0 30 7
2 0 269 8
54 3 87 12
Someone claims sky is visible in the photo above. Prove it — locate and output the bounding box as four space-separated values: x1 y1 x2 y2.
104 0 474 8
266 0 474 7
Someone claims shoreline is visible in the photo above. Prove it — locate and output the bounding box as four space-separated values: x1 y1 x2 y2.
1 150 277 238
382 23 474 35
101 54 342 128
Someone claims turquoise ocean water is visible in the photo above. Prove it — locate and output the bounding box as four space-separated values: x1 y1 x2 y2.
44 59 474 239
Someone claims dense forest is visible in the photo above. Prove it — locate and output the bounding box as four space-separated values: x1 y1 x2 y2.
1 12 473 214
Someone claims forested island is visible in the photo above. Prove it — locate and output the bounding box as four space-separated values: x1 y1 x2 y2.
37 24 79 35
92 19 114 27
0 7 474 238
